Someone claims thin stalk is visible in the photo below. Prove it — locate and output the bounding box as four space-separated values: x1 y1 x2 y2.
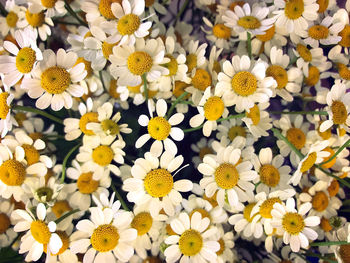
270 111 328 115
166 92 188 119
99 71 107 92
271 128 304 159
314 164 350 189
247 32 252 59
12 105 63 125
310 240 349 246
61 143 81 183
174 0 190 24
142 74 148 102
320 138 350 165
55 209 80 224
63 0 88 26
111 184 130 211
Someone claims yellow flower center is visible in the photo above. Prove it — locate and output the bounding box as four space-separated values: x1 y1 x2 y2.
147 116 171 141
259 164 280 187
337 63 350 80
312 191 329 212
203 192 218 208
117 14 141 35
25 10 45 27
179 229 203 256
0 92 10 119
256 25 275 42
284 0 304 20
144 168 173 198
166 223 177 236
191 69 212 91
317 0 329 12
259 197 282 219
228 126 246 141
77 172 99 194
317 121 331 139
331 101 347 124
79 112 98 136
327 180 339 197
189 208 211 221
231 71 257 96
213 61 221 74
41 0 57 8
162 54 178 76
286 127 306 149
98 0 122 19
243 203 258 222
16 47 37 74
22 144 40 165
186 54 197 73
51 200 72 218
91 224 119 252
204 96 225 121
229 1 245 11
282 212 305 235
6 11 18 27
127 51 153 76
320 217 332 232
109 79 120 98
339 25 350 48
145 0 155 7
339 244 350 263
305 66 320 86
41 66 71 94
0 213 11 234
29 132 43 141
14 112 27 127
173 81 190 98
35 187 54 202
101 119 120 135
131 212 153 236
75 57 93 78
102 41 117 60
308 25 329 40
215 163 239 189
44 231 69 255
0 159 26 186
300 152 317 173
296 44 312 62
92 145 114 166
216 238 225 255
321 147 336 169
246 104 260 125
266 65 288 89
212 24 231 39
237 16 261 29
199 147 213 161
31 220 51 244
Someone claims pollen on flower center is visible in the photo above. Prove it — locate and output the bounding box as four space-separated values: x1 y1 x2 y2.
237 16 261 29
300 152 317 172
191 69 212 91
256 25 275 42
243 203 258 222
338 25 350 48
312 191 329 212
212 24 231 39
77 172 99 194
266 65 288 89
31 220 51 244
204 96 225 121
98 0 122 19
144 168 173 198
0 159 26 186
41 66 71 94
231 71 257 97
22 144 40 165
147 116 171 141
305 66 320 86
131 212 153 236
246 104 260 125
6 11 18 27
337 63 350 80
296 44 312 62
79 112 99 136
127 51 153 76
51 200 72 218
0 213 11 234
102 41 117 60
260 197 282 218
0 92 10 119
117 14 141 35
179 229 203 256
331 100 347 124
215 163 239 189
101 119 120 135
163 54 178 76
228 126 246 140
320 217 332 232
41 0 57 8
308 25 329 40
186 54 197 73
25 10 45 27
35 187 54 202
92 145 114 166
91 224 119 252
284 0 305 20
16 47 37 74
282 212 305 235
286 127 306 149
260 164 280 187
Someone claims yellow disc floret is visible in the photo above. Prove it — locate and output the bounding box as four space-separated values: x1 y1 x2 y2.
162 55 178 76
79 112 98 136
284 0 304 20
308 25 329 40
44 231 69 255
282 212 305 235
77 172 99 194
41 66 71 94
312 191 329 212
99 0 122 20
321 147 336 169
25 10 45 27
92 145 114 166
102 41 117 60
317 0 329 12
256 25 275 42
0 213 11 234
305 66 320 86
237 16 261 29
131 212 153 236
228 126 246 140
147 117 171 141
189 208 211 221
215 163 239 189
173 81 190 98
35 187 54 202
243 203 258 222
286 128 306 149
260 164 280 187
212 24 231 39
327 180 339 197
266 65 288 89
91 224 119 252
75 57 93 78
144 169 173 197
22 144 40 165
51 200 72 218
246 104 260 125
41 0 57 8
231 71 257 96
16 47 36 74
300 152 317 173
186 54 197 73
0 92 10 119
179 229 203 256
109 79 120 99
339 25 350 48
259 198 282 219
117 14 141 35
199 147 213 161
331 101 347 124
101 119 120 135
296 44 312 62
0 159 26 186
204 96 225 121
337 63 350 80
127 51 153 76
191 69 212 91
31 220 51 244
320 217 332 232
6 11 18 27
216 238 225 255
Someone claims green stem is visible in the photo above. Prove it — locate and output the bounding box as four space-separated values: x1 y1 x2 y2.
166 92 188 119
142 74 148 102
288 55 298 66
55 209 80 224
12 105 63 125
320 138 350 165
310 241 349 246
99 71 107 92
271 128 304 159
247 32 252 59
174 0 190 24
63 0 88 26
61 143 81 183
111 184 130 211
270 111 328 115
314 164 350 189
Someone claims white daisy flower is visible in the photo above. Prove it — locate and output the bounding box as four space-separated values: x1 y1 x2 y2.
21 49 87 111
92 192 122 216
0 89 16 137
12 203 63 261
242 102 272 138
0 199 16 247
70 207 137 262
0 0 25 36
271 198 320 252
164 212 220 263
123 151 193 217
212 226 236 263
190 137 214 168
135 99 184 157
184 40 208 74
82 0 121 23
28 0 66 18
202 17 234 49
109 37 169 86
